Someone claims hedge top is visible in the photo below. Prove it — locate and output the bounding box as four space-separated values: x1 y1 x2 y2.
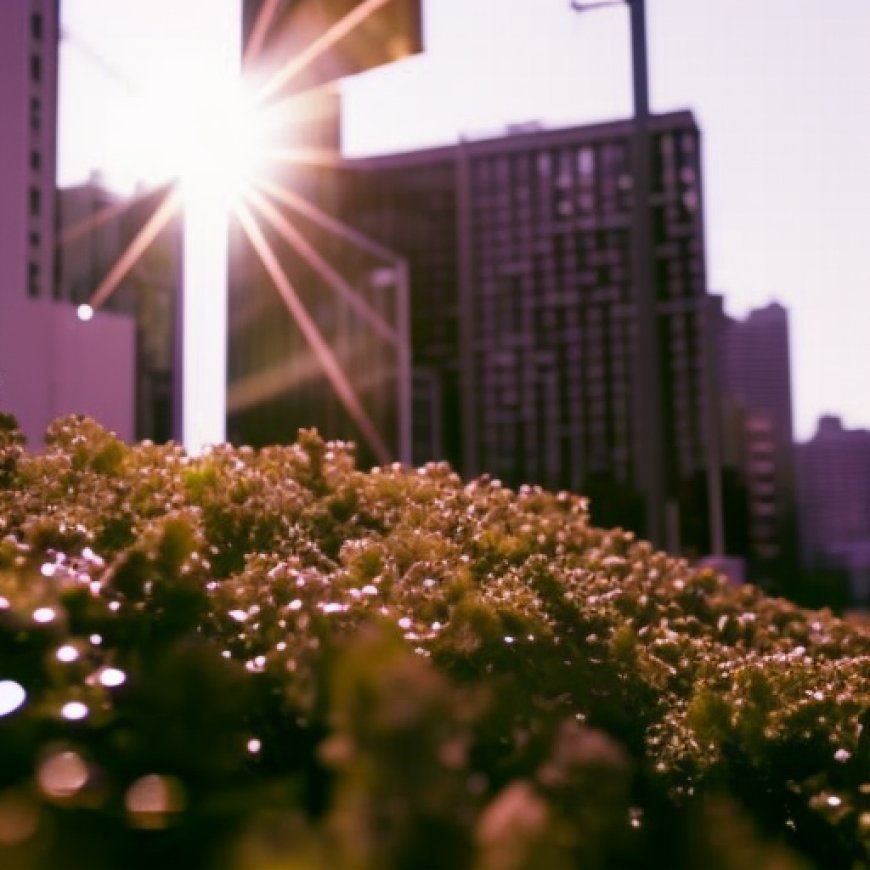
0 413 867 869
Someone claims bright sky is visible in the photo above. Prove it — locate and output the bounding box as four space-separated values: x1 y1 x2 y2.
59 0 870 442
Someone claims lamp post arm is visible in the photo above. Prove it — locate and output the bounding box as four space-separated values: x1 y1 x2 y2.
569 0 624 11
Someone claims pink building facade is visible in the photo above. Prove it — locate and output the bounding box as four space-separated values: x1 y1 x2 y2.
0 1 135 445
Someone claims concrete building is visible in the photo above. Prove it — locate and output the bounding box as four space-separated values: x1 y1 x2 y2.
228 111 723 555
0 1 58 305
797 416 870 603
0 2 136 445
719 303 795 446
345 113 724 555
713 300 799 587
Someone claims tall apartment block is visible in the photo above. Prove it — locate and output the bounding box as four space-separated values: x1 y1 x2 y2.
797 417 870 603
712 300 799 587
344 113 722 554
0 1 57 305
0 2 136 444
228 110 722 554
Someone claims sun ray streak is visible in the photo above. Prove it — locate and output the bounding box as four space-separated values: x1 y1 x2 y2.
56 188 155 248
242 0 281 67
87 187 183 310
261 146 346 170
257 0 395 102
246 187 398 345
258 81 340 135
254 177 398 263
236 203 393 464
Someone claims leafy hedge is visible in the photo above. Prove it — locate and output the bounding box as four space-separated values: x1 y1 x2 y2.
0 413 868 869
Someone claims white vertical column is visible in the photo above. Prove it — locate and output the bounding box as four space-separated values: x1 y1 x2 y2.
179 2 240 454
182 193 228 453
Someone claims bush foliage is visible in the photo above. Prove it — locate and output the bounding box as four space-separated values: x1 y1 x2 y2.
0 413 868 869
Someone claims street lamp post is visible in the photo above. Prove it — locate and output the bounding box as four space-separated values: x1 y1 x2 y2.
571 0 669 550
394 257 413 465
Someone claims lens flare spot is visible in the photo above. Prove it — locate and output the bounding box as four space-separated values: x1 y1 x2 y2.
60 701 89 721
99 668 126 688
33 607 57 624
125 775 186 829
0 681 26 718
56 645 79 663
38 750 89 799
0 792 40 845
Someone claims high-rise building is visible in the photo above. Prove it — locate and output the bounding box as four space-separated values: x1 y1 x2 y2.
797 416 870 603
0 2 137 445
718 302 795 466
713 300 799 586
343 113 721 554
228 110 723 555
0 1 58 305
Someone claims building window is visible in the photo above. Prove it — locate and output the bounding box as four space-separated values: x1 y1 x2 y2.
29 230 40 248
53 257 62 300
30 97 41 133
31 12 43 41
30 55 41 83
29 187 41 216
28 261 40 297
30 150 41 171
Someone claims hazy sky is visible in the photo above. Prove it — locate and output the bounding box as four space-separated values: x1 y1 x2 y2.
59 0 870 441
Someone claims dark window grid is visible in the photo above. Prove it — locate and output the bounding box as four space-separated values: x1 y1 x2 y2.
28 260 40 297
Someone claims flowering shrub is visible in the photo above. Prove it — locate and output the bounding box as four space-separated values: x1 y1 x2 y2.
0 413 867 869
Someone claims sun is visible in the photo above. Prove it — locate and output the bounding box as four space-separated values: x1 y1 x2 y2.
68 0 419 460
128 70 268 213
181 86 270 212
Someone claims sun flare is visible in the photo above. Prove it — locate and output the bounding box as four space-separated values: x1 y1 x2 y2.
129 72 268 213
71 0 415 460
179 87 270 212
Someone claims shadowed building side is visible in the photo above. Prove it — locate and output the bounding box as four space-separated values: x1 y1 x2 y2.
712 299 800 591
797 416 870 604
338 113 719 555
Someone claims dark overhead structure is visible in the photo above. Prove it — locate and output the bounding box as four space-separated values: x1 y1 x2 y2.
243 0 423 97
